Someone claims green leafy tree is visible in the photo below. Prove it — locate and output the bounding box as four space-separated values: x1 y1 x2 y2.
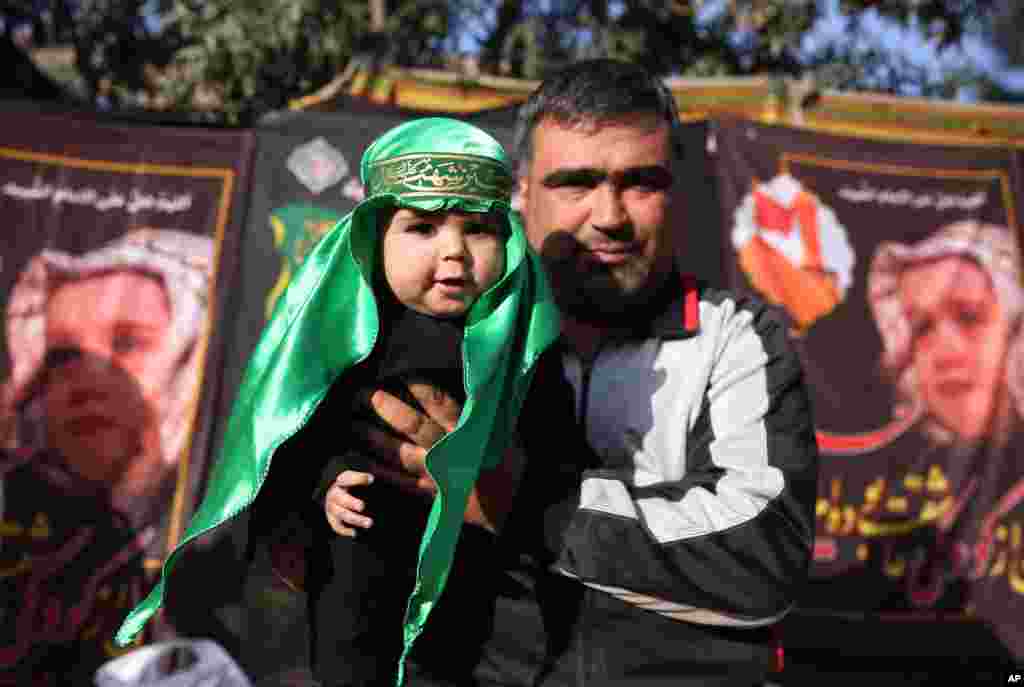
800 0 1021 98
4 0 450 123
466 0 817 79
2 0 183 107
839 0 994 48
160 0 365 122
988 0 1024 66
73 0 183 107
163 0 450 123
469 0 1020 101
8 0 1022 117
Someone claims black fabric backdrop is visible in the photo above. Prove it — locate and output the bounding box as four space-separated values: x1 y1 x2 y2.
5 95 1022 683
712 116 1024 669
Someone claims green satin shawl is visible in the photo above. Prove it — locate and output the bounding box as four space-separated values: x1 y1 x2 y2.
115 118 560 684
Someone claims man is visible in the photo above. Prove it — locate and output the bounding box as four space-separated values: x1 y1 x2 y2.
857 220 1024 658
4 228 213 525
327 59 820 686
0 228 214 684
868 220 1024 447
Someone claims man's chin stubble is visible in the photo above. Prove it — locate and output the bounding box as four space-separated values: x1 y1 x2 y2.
557 283 647 325
560 270 678 328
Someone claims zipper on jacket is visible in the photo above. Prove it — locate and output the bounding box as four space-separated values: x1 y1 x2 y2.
578 358 594 442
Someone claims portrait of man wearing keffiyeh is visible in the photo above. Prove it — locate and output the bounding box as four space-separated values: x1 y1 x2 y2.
0 228 214 685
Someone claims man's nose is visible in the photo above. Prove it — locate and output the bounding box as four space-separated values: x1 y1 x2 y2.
42 348 120 401
590 184 628 232
43 346 86 371
934 320 969 358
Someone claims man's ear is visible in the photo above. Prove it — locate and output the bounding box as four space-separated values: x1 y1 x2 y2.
515 175 529 213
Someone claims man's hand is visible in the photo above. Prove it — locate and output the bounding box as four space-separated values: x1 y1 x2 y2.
350 381 460 497
351 381 526 533
324 470 374 537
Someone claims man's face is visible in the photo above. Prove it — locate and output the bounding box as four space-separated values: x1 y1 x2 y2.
900 256 1012 442
42 270 175 483
518 114 678 321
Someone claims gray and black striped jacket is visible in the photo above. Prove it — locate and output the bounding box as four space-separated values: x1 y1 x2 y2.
544 277 820 628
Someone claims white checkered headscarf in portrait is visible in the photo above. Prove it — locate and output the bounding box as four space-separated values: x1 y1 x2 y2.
867 220 1024 444
3 228 214 467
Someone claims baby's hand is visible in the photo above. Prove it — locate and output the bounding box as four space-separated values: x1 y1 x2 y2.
324 470 374 536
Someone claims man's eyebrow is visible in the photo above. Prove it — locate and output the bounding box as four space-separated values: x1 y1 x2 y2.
540 166 674 189
615 166 674 188
541 169 607 188
113 319 166 332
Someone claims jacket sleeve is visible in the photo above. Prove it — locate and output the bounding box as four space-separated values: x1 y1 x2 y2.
552 298 819 624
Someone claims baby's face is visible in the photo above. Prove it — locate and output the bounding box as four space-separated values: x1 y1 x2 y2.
381 208 506 318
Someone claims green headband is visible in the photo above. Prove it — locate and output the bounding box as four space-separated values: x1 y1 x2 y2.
359 116 515 208
365 152 514 204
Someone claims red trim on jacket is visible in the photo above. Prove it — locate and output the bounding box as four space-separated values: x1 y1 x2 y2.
682 274 700 333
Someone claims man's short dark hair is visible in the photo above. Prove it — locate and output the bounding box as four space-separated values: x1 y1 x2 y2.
513 59 685 170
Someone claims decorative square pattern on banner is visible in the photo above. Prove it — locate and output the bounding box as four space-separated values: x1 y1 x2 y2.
286 137 349 195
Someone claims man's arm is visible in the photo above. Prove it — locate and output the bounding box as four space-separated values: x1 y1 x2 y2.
547 297 819 624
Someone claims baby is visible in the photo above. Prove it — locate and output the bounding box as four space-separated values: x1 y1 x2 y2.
116 117 586 687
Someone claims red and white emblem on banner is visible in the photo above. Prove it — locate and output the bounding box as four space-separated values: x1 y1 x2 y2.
732 173 855 334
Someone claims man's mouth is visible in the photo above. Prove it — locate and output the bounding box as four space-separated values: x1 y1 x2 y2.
64 414 121 436
582 243 639 265
934 379 974 397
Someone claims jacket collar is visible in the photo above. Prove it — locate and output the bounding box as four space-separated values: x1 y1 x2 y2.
647 273 701 340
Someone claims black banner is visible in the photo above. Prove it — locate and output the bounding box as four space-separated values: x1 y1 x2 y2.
713 116 1024 661
0 107 254 684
